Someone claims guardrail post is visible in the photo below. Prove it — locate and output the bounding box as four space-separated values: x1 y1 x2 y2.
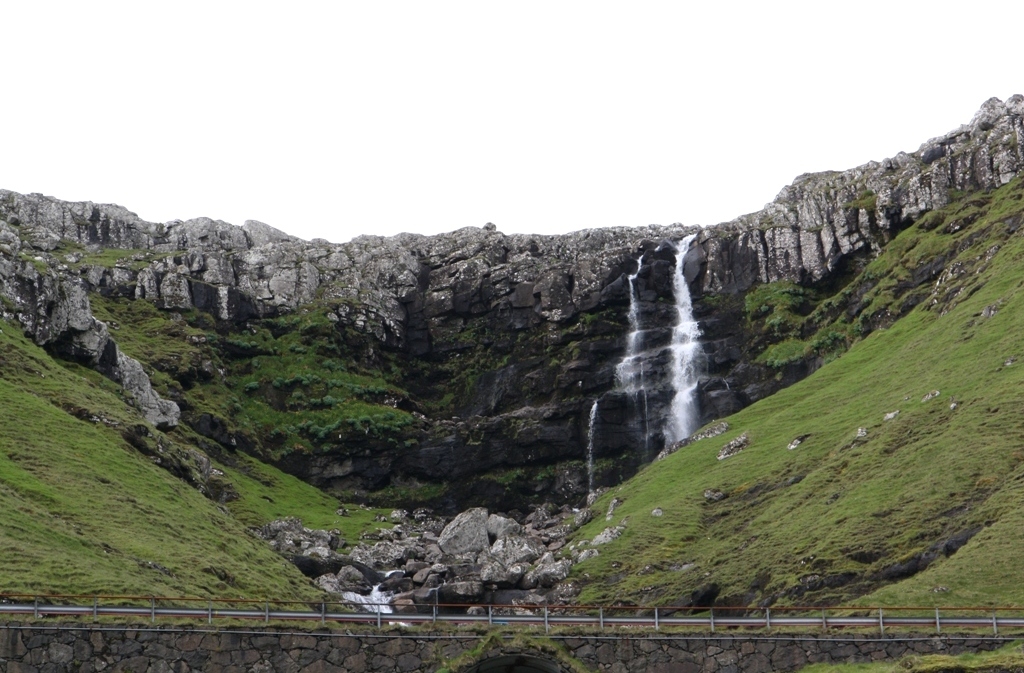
264 601 269 623
935 607 940 634
544 605 549 634
432 604 437 623
208 600 213 625
321 602 325 625
151 597 156 623
488 605 492 626
33 597 38 619
821 608 826 631
878 608 884 635
377 606 382 628
992 611 998 635
766 607 771 630
93 596 98 621
710 608 715 633
599 607 604 630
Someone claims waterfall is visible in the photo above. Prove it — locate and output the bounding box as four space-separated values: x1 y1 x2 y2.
586 401 598 493
666 233 701 443
585 235 701 489
615 253 645 393
614 253 651 457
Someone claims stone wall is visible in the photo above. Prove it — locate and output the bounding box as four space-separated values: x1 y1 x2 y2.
0 623 1016 673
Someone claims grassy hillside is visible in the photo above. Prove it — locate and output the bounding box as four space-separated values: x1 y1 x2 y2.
572 177 1024 608
801 644 1024 673
0 318 388 599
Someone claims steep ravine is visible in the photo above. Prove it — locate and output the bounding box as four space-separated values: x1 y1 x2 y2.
0 96 1021 513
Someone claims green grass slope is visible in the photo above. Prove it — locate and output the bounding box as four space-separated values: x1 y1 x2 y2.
0 320 386 599
573 177 1024 608
801 644 1024 673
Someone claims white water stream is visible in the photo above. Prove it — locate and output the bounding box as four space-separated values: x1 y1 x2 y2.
586 401 599 493
666 234 701 443
585 235 701 491
614 253 651 456
340 570 401 614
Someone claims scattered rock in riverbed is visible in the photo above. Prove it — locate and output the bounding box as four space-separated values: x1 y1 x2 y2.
257 503 586 614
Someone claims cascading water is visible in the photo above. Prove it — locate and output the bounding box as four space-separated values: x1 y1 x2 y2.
615 254 651 456
665 233 701 443
586 401 598 492
340 570 402 614
585 235 702 491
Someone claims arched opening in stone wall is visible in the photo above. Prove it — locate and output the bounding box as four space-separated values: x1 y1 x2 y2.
460 653 567 673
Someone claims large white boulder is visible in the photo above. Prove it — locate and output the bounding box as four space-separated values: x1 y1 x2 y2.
438 507 490 555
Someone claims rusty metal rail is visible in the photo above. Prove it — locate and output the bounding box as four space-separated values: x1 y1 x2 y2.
2 595 1023 633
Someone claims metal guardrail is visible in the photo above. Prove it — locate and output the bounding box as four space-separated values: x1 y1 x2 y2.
3 595 1024 634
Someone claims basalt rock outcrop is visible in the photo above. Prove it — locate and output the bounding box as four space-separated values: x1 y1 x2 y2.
1 96 1021 510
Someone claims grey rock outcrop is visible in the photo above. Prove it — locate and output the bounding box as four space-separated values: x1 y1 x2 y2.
5 98 1021 334
0 257 179 428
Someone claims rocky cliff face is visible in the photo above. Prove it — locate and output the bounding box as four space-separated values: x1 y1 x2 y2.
1 96 1021 510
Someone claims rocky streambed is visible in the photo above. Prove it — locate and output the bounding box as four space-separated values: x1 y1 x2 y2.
252 501 611 614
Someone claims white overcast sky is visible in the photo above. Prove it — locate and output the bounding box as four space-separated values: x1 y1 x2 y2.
3 1 1021 243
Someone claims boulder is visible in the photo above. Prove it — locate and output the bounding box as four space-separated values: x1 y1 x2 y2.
486 513 522 540
572 508 593 528
480 562 527 588
437 581 485 604
703 489 726 502
349 540 420 569
522 559 572 589
605 497 623 521
392 597 417 615
315 566 372 595
592 526 624 545
438 507 490 555
489 535 547 567
787 434 810 450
